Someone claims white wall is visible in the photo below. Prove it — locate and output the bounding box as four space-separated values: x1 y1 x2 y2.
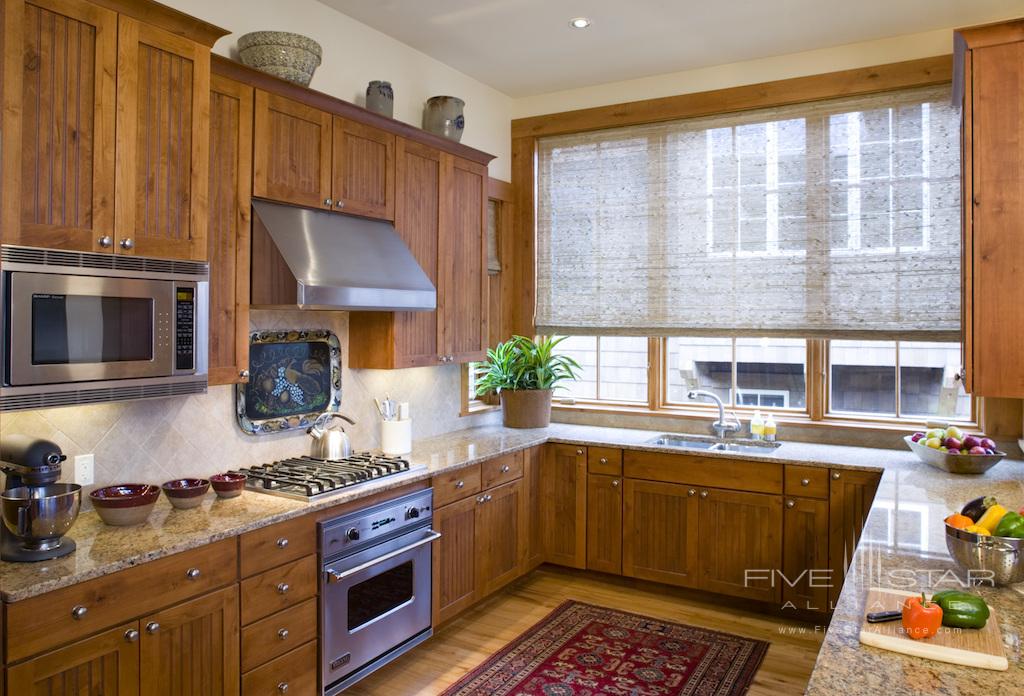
162 0 515 180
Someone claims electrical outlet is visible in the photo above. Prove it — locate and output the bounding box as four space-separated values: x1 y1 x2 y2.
74 454 94 486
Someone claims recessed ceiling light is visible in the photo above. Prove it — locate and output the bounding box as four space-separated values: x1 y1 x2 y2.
569 17 591 29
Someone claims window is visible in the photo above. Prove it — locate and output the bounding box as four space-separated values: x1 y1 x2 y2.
556 336 648 403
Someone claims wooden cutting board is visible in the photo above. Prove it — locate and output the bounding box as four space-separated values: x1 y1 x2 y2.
859 588 1008 671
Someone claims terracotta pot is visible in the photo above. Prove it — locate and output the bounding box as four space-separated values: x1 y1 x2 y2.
500 389 552 429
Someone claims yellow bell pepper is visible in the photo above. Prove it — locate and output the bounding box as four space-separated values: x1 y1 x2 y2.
965 524 991 536
976 503 1008 534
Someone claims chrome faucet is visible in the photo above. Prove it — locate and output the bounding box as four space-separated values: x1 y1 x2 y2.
687 389 741 439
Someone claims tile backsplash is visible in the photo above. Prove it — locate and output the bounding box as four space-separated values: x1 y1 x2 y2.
0 309 498 501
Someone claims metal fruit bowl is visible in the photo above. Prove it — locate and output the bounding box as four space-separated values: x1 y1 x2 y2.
946 524 1024 586
904 435 1005 474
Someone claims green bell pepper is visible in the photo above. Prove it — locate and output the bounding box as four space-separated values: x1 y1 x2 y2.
930 590 990 629
993 510 1024 538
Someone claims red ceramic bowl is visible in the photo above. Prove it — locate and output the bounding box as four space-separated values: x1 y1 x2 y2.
161 478 210 509
90 484 160 526
210 473 247 499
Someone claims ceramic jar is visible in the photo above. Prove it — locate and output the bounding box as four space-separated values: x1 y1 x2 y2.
423 96 465 142
366 81 394 118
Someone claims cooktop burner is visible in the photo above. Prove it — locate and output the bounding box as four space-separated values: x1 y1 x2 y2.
230 453 420 501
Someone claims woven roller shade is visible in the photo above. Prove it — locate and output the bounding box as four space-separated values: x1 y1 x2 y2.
536 85 961 340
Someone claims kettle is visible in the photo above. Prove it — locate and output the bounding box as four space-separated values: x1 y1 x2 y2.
308 412 356 460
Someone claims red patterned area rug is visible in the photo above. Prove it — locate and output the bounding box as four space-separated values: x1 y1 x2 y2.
440 600 769 696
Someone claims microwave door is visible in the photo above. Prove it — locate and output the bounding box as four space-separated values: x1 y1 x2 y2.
6 273 174 385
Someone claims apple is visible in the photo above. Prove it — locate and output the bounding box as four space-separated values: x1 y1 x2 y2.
969 446 988 455
926 437 943 449
961 449 970 455
926 428 946 440
911 432 925 442
940 446 949 452
946 426 964 440
962 435 982 450
944 437 962 451
980 437 996 450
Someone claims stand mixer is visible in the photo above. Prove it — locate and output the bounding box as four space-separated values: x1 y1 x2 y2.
0 434 81 562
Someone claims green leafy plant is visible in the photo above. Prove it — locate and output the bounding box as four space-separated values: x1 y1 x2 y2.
474 336 581 396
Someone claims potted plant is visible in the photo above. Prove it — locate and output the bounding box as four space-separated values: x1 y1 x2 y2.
474 336 581 428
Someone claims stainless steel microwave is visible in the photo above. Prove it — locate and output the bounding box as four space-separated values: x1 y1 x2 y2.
1 245 209 411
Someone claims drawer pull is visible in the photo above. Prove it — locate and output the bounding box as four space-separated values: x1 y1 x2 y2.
71 605 88 620
800 478 810 487
500 464 511 473
278 628 290 640
599 457 608 464
146 622 160 634
124 629 139 643
186 567 201 580
278 682 289 694
455 480 465 489
276 537 289 549
277 583 290 595
786 500 796 508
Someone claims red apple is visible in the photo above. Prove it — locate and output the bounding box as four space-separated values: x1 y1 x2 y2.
969 446 988 455
962 435 982 450
944 437 962 451
911 432 925 442
980 437 996 450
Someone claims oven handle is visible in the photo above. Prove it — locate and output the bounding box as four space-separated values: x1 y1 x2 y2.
325 530 441 584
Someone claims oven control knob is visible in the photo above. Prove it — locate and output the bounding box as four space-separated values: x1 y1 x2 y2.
346 528 360 541
406 507 420 520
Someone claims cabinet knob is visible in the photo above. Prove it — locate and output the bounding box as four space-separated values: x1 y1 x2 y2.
800 478 810 487
599 457 608 464
239 369 250 379
124 629 139 643
278 628 290 640
455 480 465 489
186 567 201 580
276 537 289 549
476 495 486 503
71 605 88 620
276 583 290 595
335 201 345 209
576 449 584 455
146 622 160 634
954 371 964 382
832 472 841 480
500 465 510 473
484 494 492 502
278 683 289 694
97 235 113 248
786 500 796 508
700 490 708 498
687 489 696 497
611 479 620 487
324 198 333 207
119 238 134 250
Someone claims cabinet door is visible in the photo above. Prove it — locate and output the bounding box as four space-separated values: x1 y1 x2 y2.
7 622 140 696
252 90 331 209
783 496 830 612
586 473 622 575
622 479 699 588
331 116 395 219
207 75 253 386
432 495 477 626
541 444 587 569
115 16 209 261
476 478 525 597
1 0 117 252
828 469 879 608
439 155 488 363
522 445 544 571
698 487 783 603
139 585 240 696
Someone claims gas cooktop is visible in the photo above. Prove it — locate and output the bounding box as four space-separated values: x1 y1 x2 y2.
229 453 422 501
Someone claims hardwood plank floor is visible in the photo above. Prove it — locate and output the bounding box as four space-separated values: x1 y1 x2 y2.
347 566 825 695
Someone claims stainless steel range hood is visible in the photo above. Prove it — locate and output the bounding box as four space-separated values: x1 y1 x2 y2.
251 200 436 311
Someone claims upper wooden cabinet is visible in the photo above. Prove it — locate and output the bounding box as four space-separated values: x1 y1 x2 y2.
956 20 1024 396
252 90 332 209
332 116 395 219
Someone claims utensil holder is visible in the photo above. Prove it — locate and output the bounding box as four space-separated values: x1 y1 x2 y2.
382 419 412 456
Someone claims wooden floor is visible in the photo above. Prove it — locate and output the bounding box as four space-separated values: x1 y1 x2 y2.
347 566 825 695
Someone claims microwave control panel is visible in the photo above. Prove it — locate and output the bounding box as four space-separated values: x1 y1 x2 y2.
174 287 195 371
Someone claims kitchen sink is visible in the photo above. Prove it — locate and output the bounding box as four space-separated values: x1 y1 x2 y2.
646 434 782 455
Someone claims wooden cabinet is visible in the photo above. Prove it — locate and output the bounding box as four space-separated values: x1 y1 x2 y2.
241 640 317 696
139 585 239 696
332 116 395 219
828 469 880 607
208 74 253 386
622 479 700 588
476 479 525 596
955 21 1024 396
541 444 588 569
432 494 479 625
586 473 622 575
783 496 830 612
253 90 332 209
522 445 545 571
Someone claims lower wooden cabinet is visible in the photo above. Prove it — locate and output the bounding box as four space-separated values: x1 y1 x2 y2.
241 640 318 696
541 444 588 569
586 473 622 574
622 479 700 588
433 494 480 624
783 496 831 612
523 446 545 571
476 479 526 596
829 469 881 607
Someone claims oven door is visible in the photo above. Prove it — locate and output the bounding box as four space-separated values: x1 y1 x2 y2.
321 525 439 694
4 271 174 385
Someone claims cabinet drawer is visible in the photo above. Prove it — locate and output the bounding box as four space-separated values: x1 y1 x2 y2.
242 597 317 672
242 640 318 696
481 452 523 488
588 447 623 475
6 538 237 663
433 464 482 507
240 555 318 625
240 514 317 578
785 465 829 499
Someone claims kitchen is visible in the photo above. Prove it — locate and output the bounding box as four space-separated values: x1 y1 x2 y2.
1 0 1023 694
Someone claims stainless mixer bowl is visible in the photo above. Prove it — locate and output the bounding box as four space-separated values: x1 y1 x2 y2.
0 484 81 550
946 523 1024 586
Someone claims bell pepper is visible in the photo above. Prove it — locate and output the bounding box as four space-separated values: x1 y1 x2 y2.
976 503 1009 534
930 590 990 629
902 593 943 640
945 513 973 530
964 524 991 536
993 511 1024 539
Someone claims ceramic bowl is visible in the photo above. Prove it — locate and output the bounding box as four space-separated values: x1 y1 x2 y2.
237 31 322 86
161 478 210 510
90 484 160 526
904 435 1005 475
210 473 247 499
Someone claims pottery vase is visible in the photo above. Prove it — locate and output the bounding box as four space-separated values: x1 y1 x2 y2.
500 389 552 429
423 96 465 142
366 81 394 118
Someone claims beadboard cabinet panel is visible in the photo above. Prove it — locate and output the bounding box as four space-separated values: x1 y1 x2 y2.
252 90 332 209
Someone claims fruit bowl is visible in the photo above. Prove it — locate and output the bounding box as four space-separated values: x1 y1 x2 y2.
905 435 1005 475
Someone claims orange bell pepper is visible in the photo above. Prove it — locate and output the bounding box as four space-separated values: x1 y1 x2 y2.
902 593 943 640
944 513 973 529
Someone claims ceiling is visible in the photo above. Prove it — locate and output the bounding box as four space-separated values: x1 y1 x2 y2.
319 0 1023 97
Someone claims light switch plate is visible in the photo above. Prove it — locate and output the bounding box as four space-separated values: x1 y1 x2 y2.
74 454 95 486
